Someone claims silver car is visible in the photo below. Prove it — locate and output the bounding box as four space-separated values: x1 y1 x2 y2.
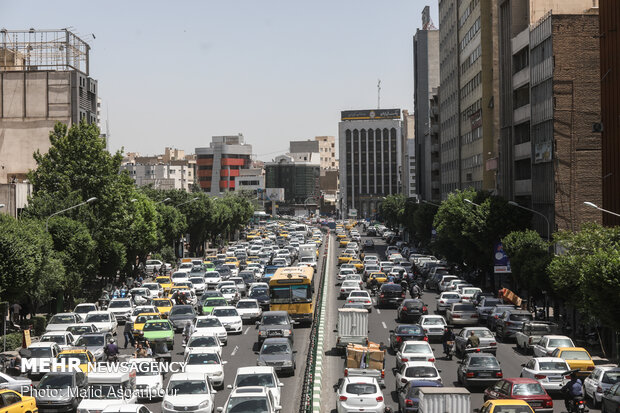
584 366 620 406
446 303 479 326
436 292 462 314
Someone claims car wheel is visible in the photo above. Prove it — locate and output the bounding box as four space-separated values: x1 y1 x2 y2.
593 394 601 409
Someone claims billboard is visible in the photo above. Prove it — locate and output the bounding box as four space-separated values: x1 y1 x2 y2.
341 109 401 121
264 188 284 202
493 242 512 273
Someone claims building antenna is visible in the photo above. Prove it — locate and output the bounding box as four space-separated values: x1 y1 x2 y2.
377 79 381 109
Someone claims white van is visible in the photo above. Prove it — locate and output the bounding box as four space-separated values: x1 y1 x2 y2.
78 369 137 413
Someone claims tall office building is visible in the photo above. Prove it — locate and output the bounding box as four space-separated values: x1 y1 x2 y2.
413 7 440 202
289 136 337 172
338 109 402 219
195 134 253 194
265 154 320 205
401 110 417 198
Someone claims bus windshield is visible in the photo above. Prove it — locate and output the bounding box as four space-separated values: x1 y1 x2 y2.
270 285 310 303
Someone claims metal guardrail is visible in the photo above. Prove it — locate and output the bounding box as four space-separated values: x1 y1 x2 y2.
299 234 329 412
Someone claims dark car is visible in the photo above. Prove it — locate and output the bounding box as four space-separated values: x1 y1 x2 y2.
35 371 87 413
457 353 503 389
389 324 427 351
377 283 406 308
167 305 196 332
255 337 296 376
249 287 270 310
476 297 504 323
602 382 620 413
484 378 553 412
215 265 232 280
73 332 112 361
397 380 443 413
397 299 428 322
364 239 375 249
366 227 377 237
257 311 295 343
471 291 495 307
495 309 534 341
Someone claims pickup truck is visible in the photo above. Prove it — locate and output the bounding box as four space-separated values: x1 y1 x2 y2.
343 343 386 388
336 308 369 351
514 321 559 354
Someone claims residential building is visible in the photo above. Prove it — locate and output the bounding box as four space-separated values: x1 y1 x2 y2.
195 134 253 194
121 162 195 191
265 154 320 205
498 0 601 234
405 139 417 198
338 109 402 218
234 168 265 195
0 29 98 192
413 11 440 202
599 0 620 226
401 110 417 198
289 136 337 172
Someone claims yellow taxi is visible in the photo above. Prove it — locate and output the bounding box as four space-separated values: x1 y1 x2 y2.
152 298 173 317
336 232 347 240
155 276 173 294
349 259 364 272
338 253 354 265
205 255 217 263
550 347 595 378
366 272 388 287
339 238 351 248
56 349 95 373
0 389 38 413
477 399 534 413
224 257 240 268
132 313 162 338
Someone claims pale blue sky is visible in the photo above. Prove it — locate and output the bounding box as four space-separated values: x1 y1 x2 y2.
2 0 438 161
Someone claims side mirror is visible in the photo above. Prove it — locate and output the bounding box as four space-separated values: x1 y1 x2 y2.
521 363 525 367
389 330 394 333
255 321 260 325
278 382 284 387
222 361 228 365
293 350 298 353
275 406 282 412
254 351 259 355
226 384 233 390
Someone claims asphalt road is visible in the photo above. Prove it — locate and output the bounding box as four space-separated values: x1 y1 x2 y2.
319 230 602 413
112 240 327 413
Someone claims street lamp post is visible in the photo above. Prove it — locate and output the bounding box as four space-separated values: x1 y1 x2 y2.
507 201 551 240
46 197 97 232
464 199 481 207
422 200 440 207
584 201 620 218
156 197 171 205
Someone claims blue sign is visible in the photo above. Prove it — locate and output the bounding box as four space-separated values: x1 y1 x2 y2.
493 242 511 273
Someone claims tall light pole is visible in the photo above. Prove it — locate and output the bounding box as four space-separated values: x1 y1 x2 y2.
46 197 97 231
156 197 171 205
422 200 440 207
464 198 481 207
175 197 199 208
584 201 620 218
508 201 551 240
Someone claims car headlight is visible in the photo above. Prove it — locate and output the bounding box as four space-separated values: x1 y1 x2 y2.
94 349 104 357
257 360 267 366
163 401 174 410
282 360 293 366
259 330 267 336
283 329 292 336
198 401 210 409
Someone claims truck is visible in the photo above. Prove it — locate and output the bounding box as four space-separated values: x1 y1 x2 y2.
418 387 471 413
336 308 369 351
514 321 559 353
343 342 386 388
298 243 318 264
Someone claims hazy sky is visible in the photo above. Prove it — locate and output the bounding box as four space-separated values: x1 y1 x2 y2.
3 0 439 161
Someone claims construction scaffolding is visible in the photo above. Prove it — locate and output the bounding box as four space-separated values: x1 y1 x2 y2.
0 28 90 75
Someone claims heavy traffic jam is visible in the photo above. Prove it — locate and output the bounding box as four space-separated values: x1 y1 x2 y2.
1 219 618 413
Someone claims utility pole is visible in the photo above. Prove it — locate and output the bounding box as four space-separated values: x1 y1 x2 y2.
377 79 381 109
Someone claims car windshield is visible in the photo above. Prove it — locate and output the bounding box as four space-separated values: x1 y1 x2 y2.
171 307 194 316
212 308 238 317
345 383 377 395
422 318 444 325
235 373 275 388
156 278 171 285
109 301 130 308
136 315 159 324
187 353 220 365
403 344 431 353
29 347 52 357
190 278 204 284
133 308 153 315
237 301 258 309
221 288 236 294
87 384 123 399
405 366 438 378
75 306 95 313
261 343 291 354
468 356 500 367
144 322 171 332
204 299 226 307
468 329 493 338
131 290 147 296
40 335 66 344
168 380 208 395
539 361 569 371
453 304 476 312
510 313 533 321
39 373 73 388
397 326 422 334
442 294 460 299
483 299 501 306
67 326 93 335
188 336 218 347
196 318 222 328
250 289 268 297
49 315 75 324
561 350 591 360
548 339 573 348
512 382 546 396
57 353 89 364
205 273 220 278
225 396 268 412
75 336 104 346
349 292 368 297
262 315 287 325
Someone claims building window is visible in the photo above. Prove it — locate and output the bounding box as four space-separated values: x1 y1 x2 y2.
513 48 529 73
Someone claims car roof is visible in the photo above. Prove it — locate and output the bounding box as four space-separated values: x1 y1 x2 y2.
235 366 276 375
534 357 566 362
262 337 291 344
403 361 435 367
230 386 269 396
503 377 540 384
168 372 209 381
28 342 58 348
343 376 378 385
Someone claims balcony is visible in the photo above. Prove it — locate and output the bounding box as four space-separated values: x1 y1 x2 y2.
512 68 529 89
431 162 440 171
514 142 532 160
511 28 529 54
514 179 532 196
431 124 440 135
513 104 530 124
431 144 440 154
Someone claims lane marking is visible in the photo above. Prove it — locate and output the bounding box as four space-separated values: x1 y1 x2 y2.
382 321 387 329
376 309 381 315
244 327 250 335
230 345 239 356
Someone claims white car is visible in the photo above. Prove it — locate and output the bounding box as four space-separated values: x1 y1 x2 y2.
228 366 283 408
184 332 223 359
142 282 164 298
128 358 164 401
177 263 194 273
248 283 269 296
84 311 118 333
337 268 356 283
129 288 152 306
436 292 462 314
78 370 138 412
189 276 207 295
193 316 228 345
39 331 76 350
460 287 483 302
219 286 240 304
236 299 263 322
345 291 373 311
211 307 243 334
217 386 280 413
24 342 61 377
183 348 227 389
418 315 447 340
130 306 159 323
65 323 98 343
520 357 571 392
204 271 222 288
532 335 576 357
45 313 81 332
145 260 172 272
584 366 620 407
396 340 436 370
336 377 385 413
107 299 134 324
74 303 98 322
344 274 363 286
339 280 361 299
216 281 236 291
394 361 442 390
162 373 216 413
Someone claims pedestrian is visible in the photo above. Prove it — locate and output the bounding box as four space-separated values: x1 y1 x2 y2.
134 343 147 358
10 303 22 324
123 321 135 349
145 340 153 357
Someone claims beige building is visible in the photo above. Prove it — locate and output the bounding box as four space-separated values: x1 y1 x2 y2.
289 136 337 173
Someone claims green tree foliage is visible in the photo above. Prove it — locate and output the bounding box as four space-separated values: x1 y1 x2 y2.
413 202 438 247
379 194 406 230
502 230 551 296
548 224 620 329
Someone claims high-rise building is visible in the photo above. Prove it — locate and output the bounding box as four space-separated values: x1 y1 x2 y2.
0 29 98 186
265 154 320 205
413 9 440 202
401 110 417 198
498 0 601 234
195 134 253 194
289 136 337 172
338 109 402 218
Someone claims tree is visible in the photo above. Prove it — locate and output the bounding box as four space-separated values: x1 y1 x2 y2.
502 230 551 296
379 194 405 230
412 202 437 247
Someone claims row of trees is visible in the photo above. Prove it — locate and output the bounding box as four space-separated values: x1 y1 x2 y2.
0 122 254 313
379 190 620 330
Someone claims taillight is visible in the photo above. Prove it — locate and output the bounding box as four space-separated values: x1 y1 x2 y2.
452 314 461 318
376 396 384 402
396 336 402 343
380 294 385 298
565 375 572 379
440 300 445 304
381 369 385 378
466 372 475 378
402 306 408 311
494 315 499 319
578 400 585 405
405 399 414 407
429 357 435 362
339 395 348 401
505 321 512 326
496 372 503 377
422 306 427 312
401 293 406 298
535 374 547 379
544 400 553 408
423 336 429 341
340 289 345 292
472 314 479 318
344 368 348 376
490 342 497 346
401 358 409 362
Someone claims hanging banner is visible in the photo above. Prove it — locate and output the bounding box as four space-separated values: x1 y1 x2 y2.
493 242 511 273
